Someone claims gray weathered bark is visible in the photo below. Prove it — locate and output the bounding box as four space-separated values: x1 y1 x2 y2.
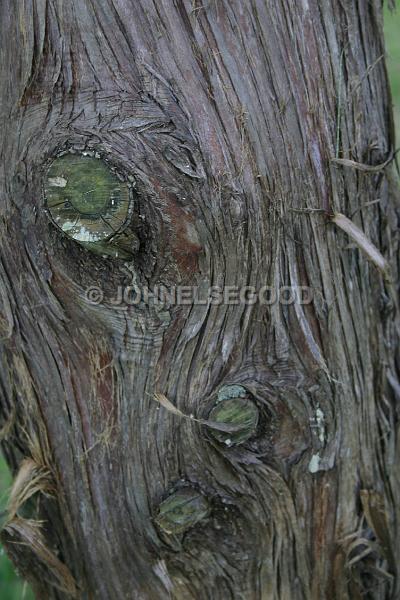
0 1 399 598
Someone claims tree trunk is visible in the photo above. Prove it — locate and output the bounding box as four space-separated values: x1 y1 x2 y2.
0 1 399 598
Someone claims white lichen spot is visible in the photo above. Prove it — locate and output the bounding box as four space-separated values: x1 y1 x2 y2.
74 226 102 242
48 176 67 187
61 221 102 242
310 406 326 444
61 220 78 232
308 453 321 474
315 407 326 444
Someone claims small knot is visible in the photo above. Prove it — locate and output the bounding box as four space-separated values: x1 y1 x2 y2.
155 487 210 535
207 385 259 447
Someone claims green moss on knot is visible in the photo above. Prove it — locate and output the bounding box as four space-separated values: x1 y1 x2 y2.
44 153 135 259
155 487 210 535
209 386 259 446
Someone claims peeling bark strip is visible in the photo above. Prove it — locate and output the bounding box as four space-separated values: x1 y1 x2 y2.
331 213 392 281
0 1 399 599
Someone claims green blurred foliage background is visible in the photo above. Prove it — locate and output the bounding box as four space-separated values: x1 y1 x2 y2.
0 6 399 599
0 454 34 599
386 6 400 133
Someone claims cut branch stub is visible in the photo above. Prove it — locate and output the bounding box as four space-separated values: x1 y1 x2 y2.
208 385 260 446
155 487 210 535
44 153 138 259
